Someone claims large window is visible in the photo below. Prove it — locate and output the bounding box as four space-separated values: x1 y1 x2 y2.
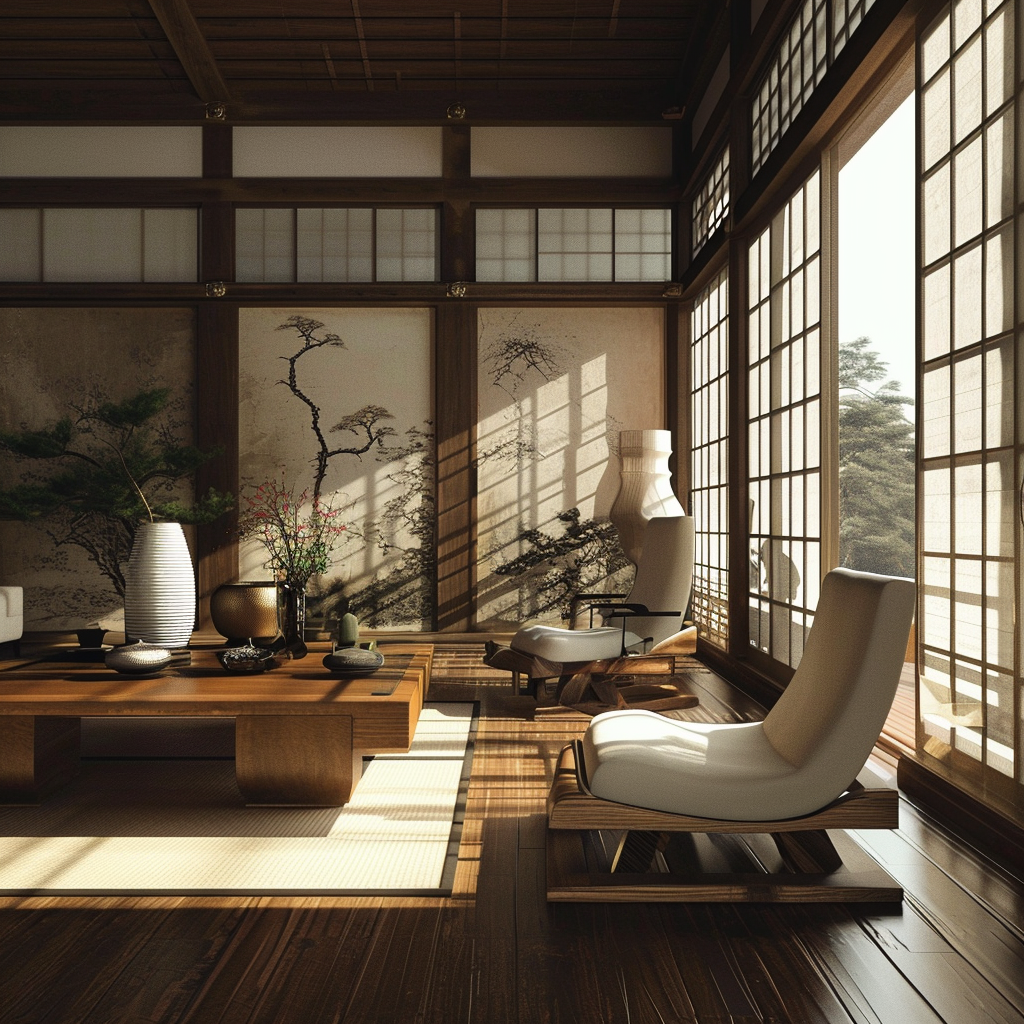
747 171 823 669
690 268 730 648
917 0 1018 786
837 95 916 580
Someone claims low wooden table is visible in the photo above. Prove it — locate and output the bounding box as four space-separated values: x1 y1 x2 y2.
0 642 432 807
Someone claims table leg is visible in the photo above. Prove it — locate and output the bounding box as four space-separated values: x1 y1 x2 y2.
0 716 80 802
234 714 361 806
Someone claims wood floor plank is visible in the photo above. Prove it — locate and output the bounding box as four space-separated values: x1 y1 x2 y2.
783 904 946 1024
2 643 1024 1024
883 802 1024 937
849 829 1024 1013
0 906 189 1024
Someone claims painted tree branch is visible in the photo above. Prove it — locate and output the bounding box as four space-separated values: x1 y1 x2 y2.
275 316 396 499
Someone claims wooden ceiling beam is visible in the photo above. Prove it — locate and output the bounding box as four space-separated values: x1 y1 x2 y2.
0 175 678 205
145 0 233 103
0 85 674 123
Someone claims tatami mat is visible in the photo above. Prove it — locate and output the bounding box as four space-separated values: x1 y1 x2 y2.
0 702 475 895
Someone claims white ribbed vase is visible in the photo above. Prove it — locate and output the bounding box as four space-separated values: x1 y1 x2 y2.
123 522 196 647
609 429 685 566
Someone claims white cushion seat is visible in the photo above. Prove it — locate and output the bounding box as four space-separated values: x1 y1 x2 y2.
511 624 628 663
583 713 801 821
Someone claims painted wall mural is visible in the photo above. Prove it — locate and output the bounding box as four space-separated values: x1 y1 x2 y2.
238 307 434 632
475 307 666 627
0 307 197 630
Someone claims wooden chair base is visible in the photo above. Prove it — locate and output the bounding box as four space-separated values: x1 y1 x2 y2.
546 743 903 903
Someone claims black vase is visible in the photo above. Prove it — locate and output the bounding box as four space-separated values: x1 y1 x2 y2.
277 581 308 660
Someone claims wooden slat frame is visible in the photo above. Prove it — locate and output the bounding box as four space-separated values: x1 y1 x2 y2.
546 742 903 902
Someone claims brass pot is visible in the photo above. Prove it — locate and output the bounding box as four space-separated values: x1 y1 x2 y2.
210 581 280 644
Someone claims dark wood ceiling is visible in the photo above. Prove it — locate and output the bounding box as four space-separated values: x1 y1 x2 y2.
0 0 724 123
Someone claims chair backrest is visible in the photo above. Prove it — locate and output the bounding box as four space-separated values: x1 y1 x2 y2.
607 515 695 646
763 567 915 800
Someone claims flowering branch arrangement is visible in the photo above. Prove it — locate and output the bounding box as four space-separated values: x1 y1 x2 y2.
237 476 346 589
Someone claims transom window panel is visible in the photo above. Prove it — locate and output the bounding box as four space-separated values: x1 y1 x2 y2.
236 208 438 283
692 148 730 257
538 208 613 281
833 0 878 55
752 0 883 176
0 208 197 282
297 208 373 282
917 0 1019 786
752 0 828 175
476 209 537 282
475 208 671 282
614 209 673 281
376 208 438 283
747 171 822 670
690 267 730 649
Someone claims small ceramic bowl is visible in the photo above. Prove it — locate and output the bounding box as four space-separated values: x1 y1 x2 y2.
105 641 173 675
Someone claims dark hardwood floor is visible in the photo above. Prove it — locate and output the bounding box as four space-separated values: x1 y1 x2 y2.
2 644 1023 1024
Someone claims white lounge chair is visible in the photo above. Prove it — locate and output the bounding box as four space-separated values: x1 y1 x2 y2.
547 567 916 902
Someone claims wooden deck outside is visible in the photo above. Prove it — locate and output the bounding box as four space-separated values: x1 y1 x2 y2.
0 643 1021 1024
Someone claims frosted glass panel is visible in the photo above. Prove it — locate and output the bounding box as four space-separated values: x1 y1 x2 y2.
916 0 1018 784
476 207 671 282
747 171 821 669
833 0 877 53
954 36 984 145
471 127 672 177
236 207 435 282
0 209 42 280
751 0 828 173
922 71 951 171
0 126 202 177
237 208 296 282
691 268 730 649
43 209 142 282
296 208 373 282
234 127 443 177
537 208 613 282
142 209 197 282
614 208 671 281
693 148 730 255
1 208 196 281
476 209 536 282
376 208 437 281
954 136 984 246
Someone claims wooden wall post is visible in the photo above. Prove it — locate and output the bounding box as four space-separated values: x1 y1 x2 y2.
195 124 238 629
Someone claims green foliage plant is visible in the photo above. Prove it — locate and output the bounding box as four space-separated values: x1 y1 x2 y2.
0 387 233 598
837 337 916 577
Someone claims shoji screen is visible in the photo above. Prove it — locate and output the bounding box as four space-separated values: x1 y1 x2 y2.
690 268 730 648
747 172 823 669
918 0 1018 786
